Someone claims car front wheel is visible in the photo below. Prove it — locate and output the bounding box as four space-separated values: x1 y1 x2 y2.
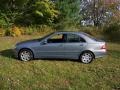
19 49 33 61
80 52 94 64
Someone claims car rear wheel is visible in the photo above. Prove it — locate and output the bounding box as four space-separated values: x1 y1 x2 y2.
19 49 33 61
80 52 94 64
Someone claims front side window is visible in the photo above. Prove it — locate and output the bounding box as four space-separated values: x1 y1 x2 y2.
67 34 86 43
47 34 66 43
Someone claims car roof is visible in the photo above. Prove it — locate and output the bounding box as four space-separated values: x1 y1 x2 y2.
53 31 96 43
53 31 85 35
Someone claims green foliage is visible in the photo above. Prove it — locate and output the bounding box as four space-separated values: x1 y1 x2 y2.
0 28 5 36
15 0 59 26
5 29 11 36
32 0 59 25
0 0 120 37
79 26 102 36
56 0 81 29
104 22 120 42
0 0 29 10
0 0 29 27
20 25 54 35
80 0 120 26
0 18 7 28
0 11 21 28
0 0 59 27
0 12 10 28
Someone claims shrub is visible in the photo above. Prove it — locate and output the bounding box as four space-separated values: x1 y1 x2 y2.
21 26 35 35
78 26 103 38
11 26 22 37
104 22 120 42
38 25 55 34
0 28 5 36
5 29 11 36
20 25 55 35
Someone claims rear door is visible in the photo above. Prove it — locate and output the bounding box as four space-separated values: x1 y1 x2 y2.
64 33 87 59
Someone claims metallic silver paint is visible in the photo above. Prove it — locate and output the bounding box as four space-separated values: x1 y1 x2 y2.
14 32 106 61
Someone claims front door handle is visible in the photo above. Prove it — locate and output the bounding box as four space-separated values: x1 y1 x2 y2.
59 44 63 47
80 44 83 46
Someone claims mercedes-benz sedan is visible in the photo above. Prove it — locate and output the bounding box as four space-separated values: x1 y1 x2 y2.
14 31 106 64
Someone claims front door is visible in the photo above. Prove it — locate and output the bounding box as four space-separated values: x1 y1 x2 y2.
37 33 66 58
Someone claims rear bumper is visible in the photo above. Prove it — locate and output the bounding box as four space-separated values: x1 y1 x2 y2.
94 51 107 58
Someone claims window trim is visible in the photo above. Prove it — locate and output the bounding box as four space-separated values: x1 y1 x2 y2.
47 33 67 43
66 33 86 43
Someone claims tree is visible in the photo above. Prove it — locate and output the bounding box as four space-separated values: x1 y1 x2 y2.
0 0 31 27
56 0 81 28
32 0 59 25
0 0 59 26
80 0 105 26
80 0 120 26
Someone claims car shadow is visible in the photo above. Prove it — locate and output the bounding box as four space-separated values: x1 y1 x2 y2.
0 49 15 59
35 58 80 63
0 49 80 62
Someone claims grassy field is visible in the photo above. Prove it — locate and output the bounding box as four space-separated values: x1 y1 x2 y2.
0 35 120 90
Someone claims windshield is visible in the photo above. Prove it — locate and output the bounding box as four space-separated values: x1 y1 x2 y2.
38 32 54 41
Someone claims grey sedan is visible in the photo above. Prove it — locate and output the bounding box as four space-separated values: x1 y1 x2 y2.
14 31 106 64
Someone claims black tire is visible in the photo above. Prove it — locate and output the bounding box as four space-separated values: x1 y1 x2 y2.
80 51 94 64
19 49 33 61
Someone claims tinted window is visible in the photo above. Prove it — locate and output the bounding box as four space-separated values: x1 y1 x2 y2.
47 34 66 43
67 34 86 43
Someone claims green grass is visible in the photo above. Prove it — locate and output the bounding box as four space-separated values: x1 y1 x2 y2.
0 35 120 90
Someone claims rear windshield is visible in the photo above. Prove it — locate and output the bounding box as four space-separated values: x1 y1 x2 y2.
82 33 98 41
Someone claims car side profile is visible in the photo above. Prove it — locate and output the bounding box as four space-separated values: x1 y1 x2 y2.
14 31 106 64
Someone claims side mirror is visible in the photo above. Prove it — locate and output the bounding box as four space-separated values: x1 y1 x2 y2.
42 40 47 45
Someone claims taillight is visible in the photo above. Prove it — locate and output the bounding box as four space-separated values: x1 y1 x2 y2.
101 44 106 49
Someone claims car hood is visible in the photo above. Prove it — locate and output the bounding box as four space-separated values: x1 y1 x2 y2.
16 39 40 46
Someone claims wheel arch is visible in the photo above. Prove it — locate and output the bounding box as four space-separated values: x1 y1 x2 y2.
79 50 95 59
18 48 34 59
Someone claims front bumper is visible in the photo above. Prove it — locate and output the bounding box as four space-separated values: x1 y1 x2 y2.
13 48 19 58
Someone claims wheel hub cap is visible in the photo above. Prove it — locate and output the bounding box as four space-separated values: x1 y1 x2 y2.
81 53 92 63
20 51 31 61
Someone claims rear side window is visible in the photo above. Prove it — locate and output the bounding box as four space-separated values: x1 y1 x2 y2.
82 33 97 41
67 34 86 43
